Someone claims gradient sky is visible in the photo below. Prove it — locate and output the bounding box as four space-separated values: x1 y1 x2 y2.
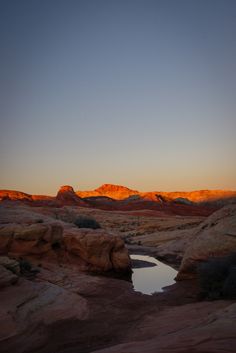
1 0 236 195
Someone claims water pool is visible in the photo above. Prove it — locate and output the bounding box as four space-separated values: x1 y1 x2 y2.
131 254 177 295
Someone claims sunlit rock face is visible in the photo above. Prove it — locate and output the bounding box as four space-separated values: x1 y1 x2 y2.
1 186 236 215
95 184 139 200
1 185 236 204
0 190 32 201
77 184 236 203
77 183 139 200
177 204 236 280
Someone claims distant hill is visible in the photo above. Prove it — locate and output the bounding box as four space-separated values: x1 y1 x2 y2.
77 183 236 203
1 184 236 216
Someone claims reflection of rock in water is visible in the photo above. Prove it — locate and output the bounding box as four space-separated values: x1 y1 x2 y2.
131 259 157 269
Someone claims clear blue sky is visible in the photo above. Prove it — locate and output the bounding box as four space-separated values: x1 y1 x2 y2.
1 0 236 195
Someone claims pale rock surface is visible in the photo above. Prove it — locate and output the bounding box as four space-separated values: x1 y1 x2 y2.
0 256 20 274
177 204 236 279
0 265 18 288
0 277 88 353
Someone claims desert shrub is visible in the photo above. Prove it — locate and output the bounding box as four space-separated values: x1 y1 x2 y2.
198 253 236 300
19 258 32 273
19 258 40 278
36 219 44 223
51 241 61 250
222 267 236 298
74 216 101 229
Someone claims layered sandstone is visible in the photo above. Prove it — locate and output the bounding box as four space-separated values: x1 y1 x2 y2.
177 204 236 280
0 204 131 274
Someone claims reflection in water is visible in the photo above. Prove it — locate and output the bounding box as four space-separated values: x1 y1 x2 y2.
131 254 177 295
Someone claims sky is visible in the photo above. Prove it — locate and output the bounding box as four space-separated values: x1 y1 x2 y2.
1 0 236 195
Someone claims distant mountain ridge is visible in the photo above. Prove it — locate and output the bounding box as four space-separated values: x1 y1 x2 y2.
1 184 236 203
1 185 236 216
76 183 236 203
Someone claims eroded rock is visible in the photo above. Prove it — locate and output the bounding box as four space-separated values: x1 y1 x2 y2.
177 204 236 280
0 265 18 288
0 204 131 273
63 227 131 272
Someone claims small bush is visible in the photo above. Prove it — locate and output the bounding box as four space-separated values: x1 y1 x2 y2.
19 258 40 278
74 216 101 229
198 253 236 300
36 219 44 223
19 258 32 273
222 267 236 298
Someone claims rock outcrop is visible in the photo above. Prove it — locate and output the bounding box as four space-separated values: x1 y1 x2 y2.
0 189 32 201
0 275 88 353
64 228 131 272
77 183 139 200
0 204 131 274
0 221 63 260
91 301 236 353
177 204 236 280
0 263 19 288
56 185 87 206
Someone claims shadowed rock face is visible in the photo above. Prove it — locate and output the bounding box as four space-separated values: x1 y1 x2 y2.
0 270 89 353
0 262 18 288
56 185 87 206
0 201 236 353
0 204 131 274
177 204 236 280
90 302 236 353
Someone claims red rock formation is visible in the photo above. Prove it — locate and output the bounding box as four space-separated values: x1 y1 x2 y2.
156 189 236 203
0 204 131 274
0 257 19 288
1 185 236 215
77 184 236 203
177 204 236 280
56 185 87 206
77 183 139 200
0 190 32 201
64 227 131 272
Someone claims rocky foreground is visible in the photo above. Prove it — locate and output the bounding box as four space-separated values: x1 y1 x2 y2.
0 199 236 353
